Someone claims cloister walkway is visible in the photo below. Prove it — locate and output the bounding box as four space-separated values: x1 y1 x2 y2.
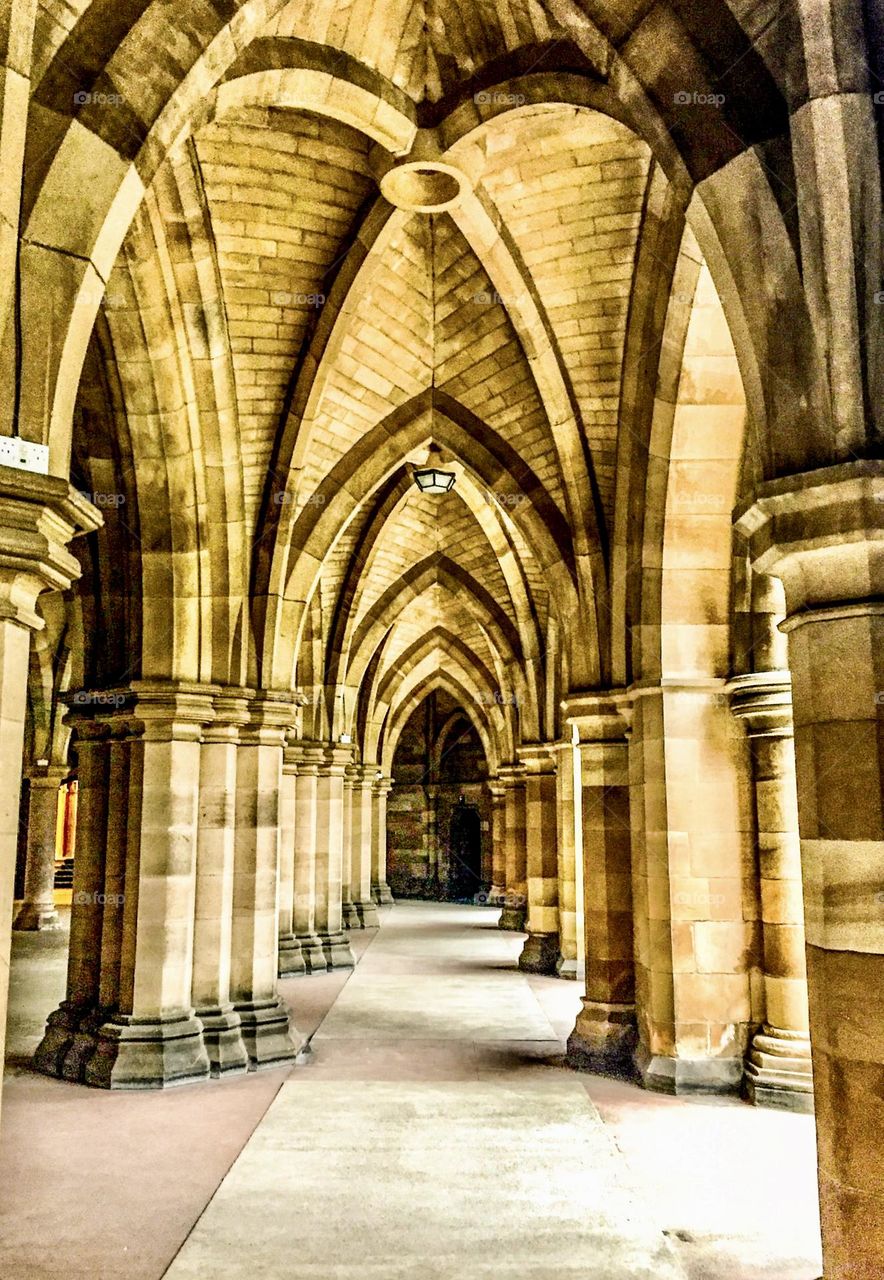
1 904 821 1279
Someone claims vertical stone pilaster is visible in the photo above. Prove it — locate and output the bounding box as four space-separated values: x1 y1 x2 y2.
193 690 249 1075
13 766 66 930
517 744 559 975
315 745 355 968
728 672 813 1111
277 735 305 976
340 766 360 929
554 742 580 979
565 693 636 1075
290 742 326 970
230 693 300 1067
371 774 394 905
630 679 755 1096
498 763 527 930
488 780 507 905
351 765 379 927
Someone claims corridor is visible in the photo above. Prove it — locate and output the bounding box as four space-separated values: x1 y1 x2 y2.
0 901 815 1280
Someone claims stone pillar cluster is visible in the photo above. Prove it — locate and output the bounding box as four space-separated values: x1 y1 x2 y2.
517 744 560 975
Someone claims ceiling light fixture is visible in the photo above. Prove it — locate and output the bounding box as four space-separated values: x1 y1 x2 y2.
413 444 456 495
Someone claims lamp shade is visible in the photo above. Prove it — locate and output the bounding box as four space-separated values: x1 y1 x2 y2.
413 467 456 495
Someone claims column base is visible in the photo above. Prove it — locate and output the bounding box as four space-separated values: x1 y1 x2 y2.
196 1006 250 1077
342 900 361 929
354 899 380 928
33 1001 93 1078
84 1011 211 1090
498 901 527 931
567 1001 638 1078
635 1042 743 1096
234 996 300 1068
319 931 356 969
371 881 394 905
556 954 580 980
293 933 329 973
518 931 559 975
278 935 307 977
13 901 60 931
744 1027 814 1113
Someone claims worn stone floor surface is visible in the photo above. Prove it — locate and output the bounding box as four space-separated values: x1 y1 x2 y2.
1 903 822 1279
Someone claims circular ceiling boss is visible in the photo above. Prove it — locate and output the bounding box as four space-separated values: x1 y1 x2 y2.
379 160 471 213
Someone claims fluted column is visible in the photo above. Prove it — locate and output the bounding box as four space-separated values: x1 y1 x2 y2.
728 671 813 1111
0 471 99 1125
371 774 394 905
565 693 636 1075
192 689 249 1075
290 743 326 971
230 693 300 1066
517 744 559 975
497 763 527 930
340 766 360 929
350 766 379 927
277 732 306 976
13 766 66 930
315 745 355 968
554 742 580 979
738 461 883 1275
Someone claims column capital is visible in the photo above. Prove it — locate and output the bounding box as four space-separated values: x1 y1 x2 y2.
516 742 557 774
0 466 102 629
496 761 526 786
285 740 326 773
562 689 632 741
63 682 218 743
734 460 883 617
318 744 353 776
203 687 252 743
372 773 393 796
726 671 794 738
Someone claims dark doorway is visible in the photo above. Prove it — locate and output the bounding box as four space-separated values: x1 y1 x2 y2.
448 798 483 901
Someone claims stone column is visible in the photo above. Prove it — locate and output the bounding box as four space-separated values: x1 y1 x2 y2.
13 765 66 930
728 671 813 1111
554 742 579 979
33 711 111 1080
192 689 249 1075
340 766 360 929
737 460 883 1276
371 774 394 905
84 684 215 1088
488 780 507 905
0 472 99 1121
350 765 379 927
277 738 303 975
290 742 327 971
230 692 300 1067
629 679 755 1095
517 744 559 975
315 745 355 968
498 763 527 930
565 693 637 1075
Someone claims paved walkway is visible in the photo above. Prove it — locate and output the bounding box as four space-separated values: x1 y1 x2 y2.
2 902 823 1279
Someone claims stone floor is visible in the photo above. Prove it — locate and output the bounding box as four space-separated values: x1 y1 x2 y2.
1 903 822 1279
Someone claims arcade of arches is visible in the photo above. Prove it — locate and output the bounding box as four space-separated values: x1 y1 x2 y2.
0 1 881 1276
